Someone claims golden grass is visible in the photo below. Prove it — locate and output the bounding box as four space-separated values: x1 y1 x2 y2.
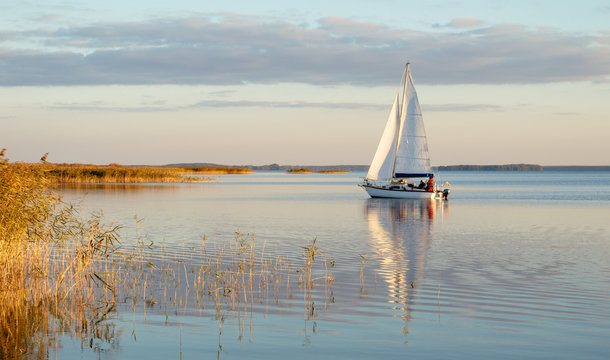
0 150 333 358
1 153 122 358
287 168 349 174
6 162 252 185
31 163 251 184
39 163 231 183
315 169 349 174
178 166 252 175
287 168 312 173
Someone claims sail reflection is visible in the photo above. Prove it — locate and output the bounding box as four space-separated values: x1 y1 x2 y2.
365 199 447 334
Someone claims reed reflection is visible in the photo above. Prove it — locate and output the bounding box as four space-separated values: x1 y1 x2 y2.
53 183 184 193
365 199 448 334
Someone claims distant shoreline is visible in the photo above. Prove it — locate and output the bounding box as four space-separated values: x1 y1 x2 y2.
164 163 610 172
436 164 610 171
286 168 349 174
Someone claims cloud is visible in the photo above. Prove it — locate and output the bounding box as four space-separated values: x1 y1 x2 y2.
188 99 386 110
47 100 169 112
552 111 579 116
318 15 387 33
32 13 63 24
46 99 387 112
441 17 484 28
1 14 609 86
424 103 503 112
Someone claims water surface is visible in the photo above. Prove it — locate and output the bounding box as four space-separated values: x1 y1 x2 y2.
54 171 610 359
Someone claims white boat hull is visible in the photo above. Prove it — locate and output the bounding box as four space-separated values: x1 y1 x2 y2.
361 184 439 199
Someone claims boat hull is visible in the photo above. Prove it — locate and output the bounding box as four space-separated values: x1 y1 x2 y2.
361 184 438 199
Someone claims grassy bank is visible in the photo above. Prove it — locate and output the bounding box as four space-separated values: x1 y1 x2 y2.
287 168 313 173
315 169 350 173
40 163 250 183
177 166 252 174
287 168 349 174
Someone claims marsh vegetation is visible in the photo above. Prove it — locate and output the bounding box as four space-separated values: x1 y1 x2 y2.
0 150 333 359
286 168 349 174
40 163 251 183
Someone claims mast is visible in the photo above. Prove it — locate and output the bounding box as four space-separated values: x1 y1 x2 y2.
390 62 409 180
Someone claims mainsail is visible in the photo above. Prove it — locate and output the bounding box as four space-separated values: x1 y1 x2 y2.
365 63 433 181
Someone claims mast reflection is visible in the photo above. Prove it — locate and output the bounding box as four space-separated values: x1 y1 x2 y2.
365 199 448 335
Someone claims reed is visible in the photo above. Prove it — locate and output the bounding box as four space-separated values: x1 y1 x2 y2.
314 170 349 174
360 254 369 293
299 238 335 319
178 166 252 175
39 163 218 183
1 150 334 358
287 168 349 174
1 151 122 358
287 168 312 174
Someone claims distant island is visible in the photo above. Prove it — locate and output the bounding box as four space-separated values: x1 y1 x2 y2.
436 164 610 171
437 164 543 171
165 163 610 172
165 163 369 172
286 168 349 174
539 166 610 171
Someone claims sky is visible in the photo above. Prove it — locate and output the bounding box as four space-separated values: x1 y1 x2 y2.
1 0 609 166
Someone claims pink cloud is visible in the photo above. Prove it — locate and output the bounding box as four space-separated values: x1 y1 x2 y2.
446 17 484 28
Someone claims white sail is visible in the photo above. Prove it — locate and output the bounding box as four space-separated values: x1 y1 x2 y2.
365 92 400 181
393 65 432 178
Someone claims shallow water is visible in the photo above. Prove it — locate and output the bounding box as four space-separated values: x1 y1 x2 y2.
53 171 610 359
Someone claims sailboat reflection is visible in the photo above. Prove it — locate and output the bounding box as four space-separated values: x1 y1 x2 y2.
365 199 448 335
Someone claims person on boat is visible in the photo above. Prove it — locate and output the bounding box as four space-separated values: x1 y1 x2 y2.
426 175 435 191
418 180 426 189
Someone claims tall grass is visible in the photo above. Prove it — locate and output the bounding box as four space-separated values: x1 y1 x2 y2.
179 166 252 175
0 150 333 358
286 168 349 174
8 161 251 184
1 151 121 358
287 168 313 174
40 163 232 183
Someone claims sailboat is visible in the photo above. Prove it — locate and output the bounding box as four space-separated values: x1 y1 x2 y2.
361 63 450 199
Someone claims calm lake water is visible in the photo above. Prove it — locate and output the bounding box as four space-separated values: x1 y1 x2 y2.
54 171 610 359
